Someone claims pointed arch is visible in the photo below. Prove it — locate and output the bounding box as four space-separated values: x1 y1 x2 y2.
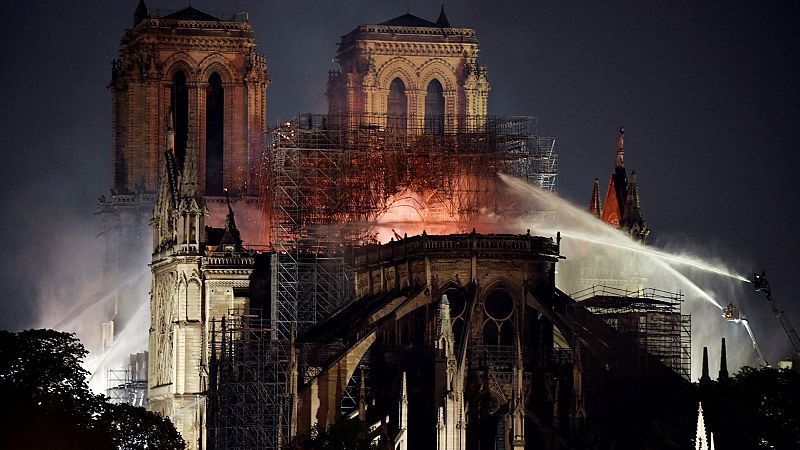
162 52 198 83
424 79 445 134
170 70 190 168
198 53 237 84
376 57 417 91
479 278 521 308
387 77 407 131
417 58 457 92
440 282 468 350
206 72 224 195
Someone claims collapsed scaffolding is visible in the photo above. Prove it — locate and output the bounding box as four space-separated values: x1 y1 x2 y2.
208 113 558 448
572 285 691 380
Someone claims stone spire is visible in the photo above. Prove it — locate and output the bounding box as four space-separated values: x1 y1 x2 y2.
436 407 446 450
435 5 451 27
133 0 149 26
358 369 367 421
621 170 649 242
400 372 408 424
166 109 175 155
719 337 729 380
396 372 408 450
700 346 711 383
695 402 709 450
163 110 179 201
589 177 601 218
153 109 180 253
510 333 526 449
436 294 455 359
601 127 628 227
179 116 200 198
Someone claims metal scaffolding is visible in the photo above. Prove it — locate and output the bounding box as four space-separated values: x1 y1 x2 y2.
208 311 289 450
106 351 148 407
572 286 691 380
265 113 557 343
216 113 560 447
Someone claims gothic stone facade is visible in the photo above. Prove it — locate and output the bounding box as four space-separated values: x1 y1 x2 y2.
327 11 490 132
295 232 564 449
148 82 254 446
109 6 268 198
101 5 269 313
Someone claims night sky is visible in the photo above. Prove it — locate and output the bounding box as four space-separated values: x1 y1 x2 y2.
1 1 798 364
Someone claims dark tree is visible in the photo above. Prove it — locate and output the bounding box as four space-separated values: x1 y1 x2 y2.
0 329 184 450
293 416 384 450
702 366 800 450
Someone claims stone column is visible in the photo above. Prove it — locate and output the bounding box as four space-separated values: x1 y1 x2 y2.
193 82 207 194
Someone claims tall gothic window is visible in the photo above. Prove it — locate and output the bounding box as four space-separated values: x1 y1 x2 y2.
206 73 224 195
424 79 445 134
387 78 407 131
483 288 515 346
170 71 189 169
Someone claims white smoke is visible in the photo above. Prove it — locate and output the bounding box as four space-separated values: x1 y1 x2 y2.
33 217 152 396
497 173 768 379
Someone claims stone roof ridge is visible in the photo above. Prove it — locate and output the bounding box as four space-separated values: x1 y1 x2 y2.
380 12 439 28
163 5 221 21
133 0 149 26
435 5 451 28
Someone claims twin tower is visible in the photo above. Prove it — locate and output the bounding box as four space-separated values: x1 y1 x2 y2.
109 3 489 207
105 2 490 447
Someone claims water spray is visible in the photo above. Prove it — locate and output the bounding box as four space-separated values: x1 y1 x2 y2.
494 173 777 378
543 228 751 283
741 319 768 367
721 302 768 366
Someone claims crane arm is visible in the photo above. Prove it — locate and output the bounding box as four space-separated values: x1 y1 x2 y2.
753 271 800 358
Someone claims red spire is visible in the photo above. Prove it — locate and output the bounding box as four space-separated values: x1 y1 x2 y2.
601 177 621 227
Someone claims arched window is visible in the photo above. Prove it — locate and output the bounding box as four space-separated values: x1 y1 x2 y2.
424 79 445 134
206 73 224 195
170 71 189 168
483 288 515 347
443 286 467 349
387 78 407 131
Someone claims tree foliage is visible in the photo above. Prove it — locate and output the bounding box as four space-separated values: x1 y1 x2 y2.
0 329 184 450
703 365 800 450
292 416 384 450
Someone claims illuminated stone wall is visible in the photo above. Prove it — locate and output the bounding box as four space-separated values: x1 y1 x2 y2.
327 15 489 132
109 10 268 197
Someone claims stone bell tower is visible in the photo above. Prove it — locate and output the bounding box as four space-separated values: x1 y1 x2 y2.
327 6 489 132
99 0 269 326
98 3 268 446
109 0 268 200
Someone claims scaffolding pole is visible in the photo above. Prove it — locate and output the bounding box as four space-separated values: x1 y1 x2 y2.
250 113 558 446
105 351 148 407
208 311 288 450
572 286 691 380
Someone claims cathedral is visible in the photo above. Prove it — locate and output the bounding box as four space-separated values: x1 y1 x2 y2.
107 2 690 449
106 2 267 445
